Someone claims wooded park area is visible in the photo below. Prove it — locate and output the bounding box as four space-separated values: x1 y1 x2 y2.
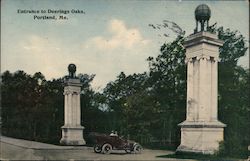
1 26 249 158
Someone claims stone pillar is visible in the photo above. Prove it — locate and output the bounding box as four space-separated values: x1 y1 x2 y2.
60 78 86 145
248 146 250 160
177 31 226 154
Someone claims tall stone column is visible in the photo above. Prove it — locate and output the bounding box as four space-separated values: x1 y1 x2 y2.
177 31 226 154
60 64 86 145
177 4 226 154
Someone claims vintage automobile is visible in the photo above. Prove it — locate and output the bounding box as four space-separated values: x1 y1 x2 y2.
90 132 143 154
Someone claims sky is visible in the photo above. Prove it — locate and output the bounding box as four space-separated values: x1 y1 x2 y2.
1 0 249 90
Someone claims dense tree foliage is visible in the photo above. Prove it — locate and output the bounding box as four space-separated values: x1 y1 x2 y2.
1 71 108 144
1 71 64 143
1 26 249 157
217 27 250 157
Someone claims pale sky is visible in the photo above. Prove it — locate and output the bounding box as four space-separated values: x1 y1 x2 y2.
1 0 249 90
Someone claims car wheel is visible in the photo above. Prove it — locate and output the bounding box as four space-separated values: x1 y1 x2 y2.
102 143 112 154
133 144 142 154
125 149 131 153
94 144 102 153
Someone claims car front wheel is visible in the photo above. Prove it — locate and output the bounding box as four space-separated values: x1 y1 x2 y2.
133 144 142 154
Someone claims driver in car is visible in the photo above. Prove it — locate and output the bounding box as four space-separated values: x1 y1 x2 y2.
110 130 118 137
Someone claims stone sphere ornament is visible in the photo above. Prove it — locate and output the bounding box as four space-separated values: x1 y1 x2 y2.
195 4 211 22
68 63 76 78
194 4 211 33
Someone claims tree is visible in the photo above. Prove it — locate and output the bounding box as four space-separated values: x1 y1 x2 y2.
1 70 65 143
144 35 187 147
1 25 249 158
102 26 249 156
1 71 100 144
101 36 187 147
103 72 149 134
217 27 250 157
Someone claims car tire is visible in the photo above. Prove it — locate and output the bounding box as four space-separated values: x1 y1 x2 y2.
133 144 142 154
94 144 102 153
102 143 112 154
125 149 131 153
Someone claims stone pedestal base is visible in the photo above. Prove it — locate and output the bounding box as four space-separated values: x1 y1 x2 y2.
177 121 226 154
60 125 86 145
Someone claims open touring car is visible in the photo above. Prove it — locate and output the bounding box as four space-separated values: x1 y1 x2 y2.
90 132 143 154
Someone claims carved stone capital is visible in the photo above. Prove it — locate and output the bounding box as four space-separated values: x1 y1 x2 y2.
64 90 81 95
196 54 210 61
209 56 220 63
185 57 194 64
63 91 71 95
215 57 220 62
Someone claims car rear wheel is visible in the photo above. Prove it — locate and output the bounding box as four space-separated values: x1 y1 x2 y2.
94 144 102 153
133 144 142 154
102 143 112 154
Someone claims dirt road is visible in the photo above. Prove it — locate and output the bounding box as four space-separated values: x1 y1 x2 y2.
0 136 194 160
